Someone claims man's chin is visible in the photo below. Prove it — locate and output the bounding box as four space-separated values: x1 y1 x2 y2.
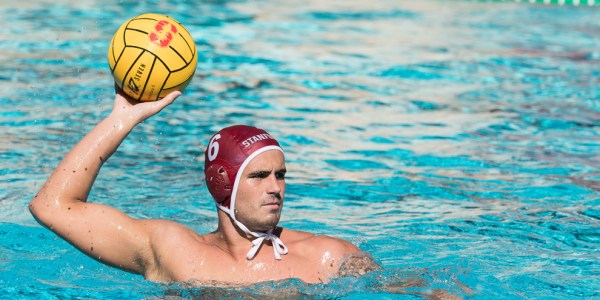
252 218 280 232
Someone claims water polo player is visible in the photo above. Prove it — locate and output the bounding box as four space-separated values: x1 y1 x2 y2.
29 90 379 285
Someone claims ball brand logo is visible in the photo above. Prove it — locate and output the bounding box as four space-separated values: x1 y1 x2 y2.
128 78 140 94
127 63 146 95
149 20 177 47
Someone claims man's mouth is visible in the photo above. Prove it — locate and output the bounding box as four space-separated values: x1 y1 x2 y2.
262 202 281 209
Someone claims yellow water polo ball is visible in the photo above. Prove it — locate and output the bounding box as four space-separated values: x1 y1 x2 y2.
108 13 197 102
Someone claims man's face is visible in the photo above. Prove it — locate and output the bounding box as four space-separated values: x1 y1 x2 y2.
234 150 286 232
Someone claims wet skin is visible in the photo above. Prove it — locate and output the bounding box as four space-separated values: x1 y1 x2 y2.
29 90 378 285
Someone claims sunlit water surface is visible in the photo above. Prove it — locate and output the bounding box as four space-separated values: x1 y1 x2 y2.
1 0 599 298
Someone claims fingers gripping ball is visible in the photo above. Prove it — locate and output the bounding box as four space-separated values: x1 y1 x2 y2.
108 13 197 102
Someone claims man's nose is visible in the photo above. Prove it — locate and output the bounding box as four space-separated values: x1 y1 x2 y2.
266 174 282 194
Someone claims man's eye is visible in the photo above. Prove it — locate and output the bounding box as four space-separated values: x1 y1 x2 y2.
249 171 269 179
276 172 286 179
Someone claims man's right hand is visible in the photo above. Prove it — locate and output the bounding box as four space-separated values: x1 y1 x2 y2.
111 85 181 125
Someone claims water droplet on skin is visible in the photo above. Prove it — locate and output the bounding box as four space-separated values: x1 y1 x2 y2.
321 251 332 264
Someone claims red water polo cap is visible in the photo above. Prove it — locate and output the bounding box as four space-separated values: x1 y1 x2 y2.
204 125 283 209
204 125 288 260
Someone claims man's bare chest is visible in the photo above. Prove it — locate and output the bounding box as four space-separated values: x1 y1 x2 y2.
160 248 323 284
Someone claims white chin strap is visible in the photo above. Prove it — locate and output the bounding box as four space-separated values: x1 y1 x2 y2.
219 205 289 260
248 229 288 260
219 146 288 260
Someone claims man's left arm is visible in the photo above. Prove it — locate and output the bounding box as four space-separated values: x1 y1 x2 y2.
316 236 381 281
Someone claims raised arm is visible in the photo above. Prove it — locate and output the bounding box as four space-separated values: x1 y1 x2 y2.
29 89 181 275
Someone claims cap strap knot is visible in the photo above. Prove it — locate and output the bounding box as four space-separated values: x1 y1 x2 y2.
246 228 289 260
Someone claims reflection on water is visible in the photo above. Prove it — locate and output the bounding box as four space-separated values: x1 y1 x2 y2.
1 0 599 298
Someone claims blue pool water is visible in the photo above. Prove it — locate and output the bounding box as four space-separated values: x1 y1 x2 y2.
1 0 599 298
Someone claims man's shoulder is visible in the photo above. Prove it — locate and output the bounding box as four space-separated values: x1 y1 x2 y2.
281 228 359 256
279 228 314 242
281 228 377 279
